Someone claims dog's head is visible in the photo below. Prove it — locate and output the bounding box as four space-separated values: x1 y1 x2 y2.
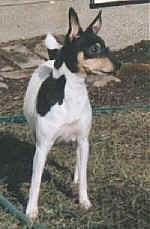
47 8 121 76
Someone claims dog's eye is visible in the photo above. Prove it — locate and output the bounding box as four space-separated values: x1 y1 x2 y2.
89 43 101 54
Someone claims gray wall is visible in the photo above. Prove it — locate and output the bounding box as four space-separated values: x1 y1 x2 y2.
0 0 149 50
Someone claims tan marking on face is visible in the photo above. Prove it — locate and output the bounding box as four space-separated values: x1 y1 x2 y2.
77 51 115 74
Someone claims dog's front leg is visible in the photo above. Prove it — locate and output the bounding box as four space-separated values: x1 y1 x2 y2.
77 137 92 209
26 142 53 219
73 144 80 184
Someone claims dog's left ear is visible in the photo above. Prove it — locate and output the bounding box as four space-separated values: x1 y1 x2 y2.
67 7 82 41
86 10 102 34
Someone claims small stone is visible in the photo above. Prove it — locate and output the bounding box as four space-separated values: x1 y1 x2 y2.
0 76 4 81
0 82 8 89
1 70 33 79
0 65 14 72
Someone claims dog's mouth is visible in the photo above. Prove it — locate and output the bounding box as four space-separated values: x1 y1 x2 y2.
86 69 121 87
89 60 122 77
91 70 115 76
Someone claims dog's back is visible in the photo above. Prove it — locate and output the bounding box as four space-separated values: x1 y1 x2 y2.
24 61 54 132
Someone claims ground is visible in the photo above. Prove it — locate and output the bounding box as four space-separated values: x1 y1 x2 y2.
0 38 150 229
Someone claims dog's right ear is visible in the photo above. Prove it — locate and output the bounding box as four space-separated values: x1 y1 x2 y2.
86 11 102 34
67 7 82 41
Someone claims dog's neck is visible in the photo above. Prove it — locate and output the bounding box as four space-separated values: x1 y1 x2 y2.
45 60 87 85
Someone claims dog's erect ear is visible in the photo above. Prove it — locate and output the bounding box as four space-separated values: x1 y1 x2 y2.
86 11 102 34
67 7 82 41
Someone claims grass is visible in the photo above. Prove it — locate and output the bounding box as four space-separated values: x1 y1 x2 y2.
0 110 149 229
0 39 149 228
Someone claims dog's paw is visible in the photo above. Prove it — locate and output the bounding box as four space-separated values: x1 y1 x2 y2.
26 205 38 220
80 198 92 210
73 175 79 184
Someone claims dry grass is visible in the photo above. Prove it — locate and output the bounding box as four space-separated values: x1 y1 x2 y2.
0 110 149 229
0 39 149 228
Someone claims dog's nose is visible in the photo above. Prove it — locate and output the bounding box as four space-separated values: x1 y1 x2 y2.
101 47 109 56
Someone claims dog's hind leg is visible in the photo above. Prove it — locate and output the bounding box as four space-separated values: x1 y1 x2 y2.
26 140 54 219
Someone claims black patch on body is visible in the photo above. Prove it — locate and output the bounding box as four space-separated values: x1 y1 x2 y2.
37 72 66 116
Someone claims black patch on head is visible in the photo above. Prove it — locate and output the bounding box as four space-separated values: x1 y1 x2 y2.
37 72 66 116
80 31 106 59
54 30 106 73
53 8 109 73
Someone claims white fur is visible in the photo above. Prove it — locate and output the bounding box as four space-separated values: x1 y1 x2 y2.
45 33 62 50
24 59 92 219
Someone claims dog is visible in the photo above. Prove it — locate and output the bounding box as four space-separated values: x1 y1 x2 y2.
24 7 120 219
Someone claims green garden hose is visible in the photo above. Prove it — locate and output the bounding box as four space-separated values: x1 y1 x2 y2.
0 195 46 228
0 104 149 123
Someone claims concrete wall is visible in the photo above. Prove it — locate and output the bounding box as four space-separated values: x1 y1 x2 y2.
0 0 149 50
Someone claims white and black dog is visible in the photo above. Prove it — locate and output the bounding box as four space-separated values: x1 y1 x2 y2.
24 8 120 219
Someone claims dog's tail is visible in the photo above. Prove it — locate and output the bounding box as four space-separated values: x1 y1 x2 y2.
45 33 62 60
45 33 61 50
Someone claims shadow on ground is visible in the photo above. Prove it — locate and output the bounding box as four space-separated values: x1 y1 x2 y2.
0 133 74 207
0 133 34 205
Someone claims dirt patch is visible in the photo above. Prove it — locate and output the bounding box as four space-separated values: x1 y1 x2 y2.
114 40 150 64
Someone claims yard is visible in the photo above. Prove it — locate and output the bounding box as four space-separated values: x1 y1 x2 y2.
0 39 149 228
